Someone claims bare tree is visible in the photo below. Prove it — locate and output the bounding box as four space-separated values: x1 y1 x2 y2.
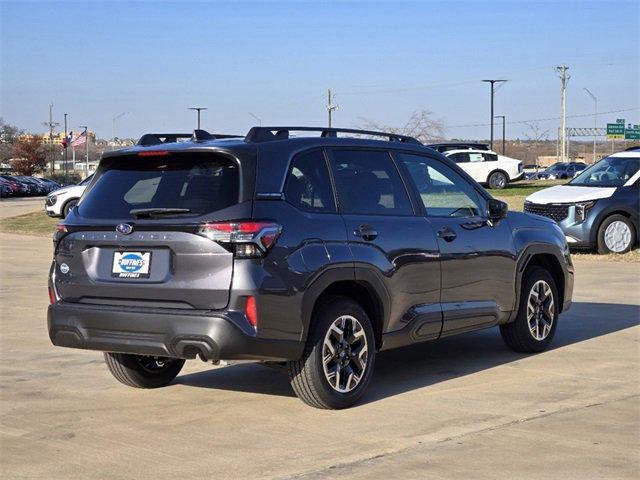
522 122 549 166
358 110 445 143
0 118 23 163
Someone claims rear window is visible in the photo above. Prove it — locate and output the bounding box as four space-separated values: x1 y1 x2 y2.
78 154 239 219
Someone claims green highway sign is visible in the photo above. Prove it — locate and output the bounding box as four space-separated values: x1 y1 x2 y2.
607 123 625 140
616 118 625 124
625 128 640 140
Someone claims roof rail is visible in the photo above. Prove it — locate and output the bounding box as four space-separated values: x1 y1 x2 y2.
624 146 640 152
244 126 422 145
136 129 243 146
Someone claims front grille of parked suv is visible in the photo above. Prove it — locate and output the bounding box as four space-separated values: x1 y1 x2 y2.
524 202 569 222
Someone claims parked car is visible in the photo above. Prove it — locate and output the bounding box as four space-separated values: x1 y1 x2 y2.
0 177 20 197
15 176 48 196
0 180 13 198
525 151 639 254
0 175 32 196
31 177 60 194
48 126 573 409
426 142 490 153
533 162 587 180
45 174 93 218
441 148 523 189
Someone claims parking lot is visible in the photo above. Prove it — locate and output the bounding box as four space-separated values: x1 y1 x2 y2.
1 227 638 479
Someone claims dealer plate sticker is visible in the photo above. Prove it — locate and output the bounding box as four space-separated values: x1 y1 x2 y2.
112 251 151 278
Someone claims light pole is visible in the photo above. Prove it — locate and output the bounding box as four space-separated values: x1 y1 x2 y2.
482 80 507 150
189 107 207 129
248 112 262 126
583 88 597 162
112 112 128 151
79 125 89 176
63 113 68 182
495 115 506 155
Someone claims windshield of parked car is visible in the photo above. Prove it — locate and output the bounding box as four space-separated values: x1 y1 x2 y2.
569 156 639 187
545 163 568 172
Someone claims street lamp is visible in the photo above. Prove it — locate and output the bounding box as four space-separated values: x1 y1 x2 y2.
482 80 507 150
494 115 506 155
189 107 208 129
583 88 597 162
248 112 262 126
63 113 68 182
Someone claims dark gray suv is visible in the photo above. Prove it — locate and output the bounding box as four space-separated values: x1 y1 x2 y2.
48 127 574 409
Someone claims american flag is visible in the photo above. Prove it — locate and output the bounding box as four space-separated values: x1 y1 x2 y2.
71 131 86 147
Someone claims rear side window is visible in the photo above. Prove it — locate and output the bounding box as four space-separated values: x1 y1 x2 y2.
330 149 412 215
78 154 239 219
284 150 336 213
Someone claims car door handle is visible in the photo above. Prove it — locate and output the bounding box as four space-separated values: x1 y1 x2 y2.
354 224 378 241
437 226 457 242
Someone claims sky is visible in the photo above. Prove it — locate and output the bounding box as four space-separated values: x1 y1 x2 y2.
1 0 638 141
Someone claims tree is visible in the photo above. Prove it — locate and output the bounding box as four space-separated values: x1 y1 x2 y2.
358 110 445 143
11 135 48 175
0 118 23 163
523 122 550 166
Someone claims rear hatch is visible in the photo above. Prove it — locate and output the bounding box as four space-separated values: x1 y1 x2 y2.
54 150 251 310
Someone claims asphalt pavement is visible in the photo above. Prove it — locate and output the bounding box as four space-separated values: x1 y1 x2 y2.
0 232 638 479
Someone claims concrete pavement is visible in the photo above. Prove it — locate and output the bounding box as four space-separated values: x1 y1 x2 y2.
0 232 638 479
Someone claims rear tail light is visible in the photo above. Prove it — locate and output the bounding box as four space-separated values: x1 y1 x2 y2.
48 286 57 305
245 296 258 328
53 223 68 246
197 221 281 258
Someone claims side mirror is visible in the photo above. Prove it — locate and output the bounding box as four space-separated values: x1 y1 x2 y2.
487 198 508 223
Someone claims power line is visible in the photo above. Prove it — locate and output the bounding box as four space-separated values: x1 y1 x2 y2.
444 107 638 129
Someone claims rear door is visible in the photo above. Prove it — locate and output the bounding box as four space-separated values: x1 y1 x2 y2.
327 148 441 337
395 152 517 335
55 151 248 310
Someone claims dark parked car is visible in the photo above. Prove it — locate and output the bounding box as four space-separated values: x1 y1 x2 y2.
48 127 574 409
0 175 32 196
0 177 20 197
534 162 587 180
525 151 639 253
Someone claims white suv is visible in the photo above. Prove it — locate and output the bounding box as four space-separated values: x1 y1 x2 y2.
443 149 523 189
45 174 93 218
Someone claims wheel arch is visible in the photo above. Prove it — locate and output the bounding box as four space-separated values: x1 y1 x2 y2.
487 168 510 184
61 196 80 218
591 209 637 246
301 267 388 350
510 245 569 323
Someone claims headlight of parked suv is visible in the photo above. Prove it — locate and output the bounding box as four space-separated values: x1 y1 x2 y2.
575 201 596 224
47 195 57 206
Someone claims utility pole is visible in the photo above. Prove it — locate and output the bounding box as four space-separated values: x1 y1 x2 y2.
326 89 338 128
112 112 128 151
556 65 570 162
188 107 207 129
63 113 68 182
495 115 506 155
43 104 59 175
248 112 262 126
482 80 507 150
583 87 597 162
79 125 89 177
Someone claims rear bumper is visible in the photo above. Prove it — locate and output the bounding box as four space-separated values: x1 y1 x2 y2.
48 302 304 361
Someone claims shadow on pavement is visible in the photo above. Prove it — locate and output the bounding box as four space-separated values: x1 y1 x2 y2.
176 302 639 402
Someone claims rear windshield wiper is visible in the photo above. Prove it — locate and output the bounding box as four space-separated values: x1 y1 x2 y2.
130 208 192 218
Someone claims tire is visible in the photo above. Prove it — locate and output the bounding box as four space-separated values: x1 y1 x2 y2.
104 352 185 388
62 199 78 218
287 296 376 409
500 266 559 353
597 215 636 254
488 171 508 189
